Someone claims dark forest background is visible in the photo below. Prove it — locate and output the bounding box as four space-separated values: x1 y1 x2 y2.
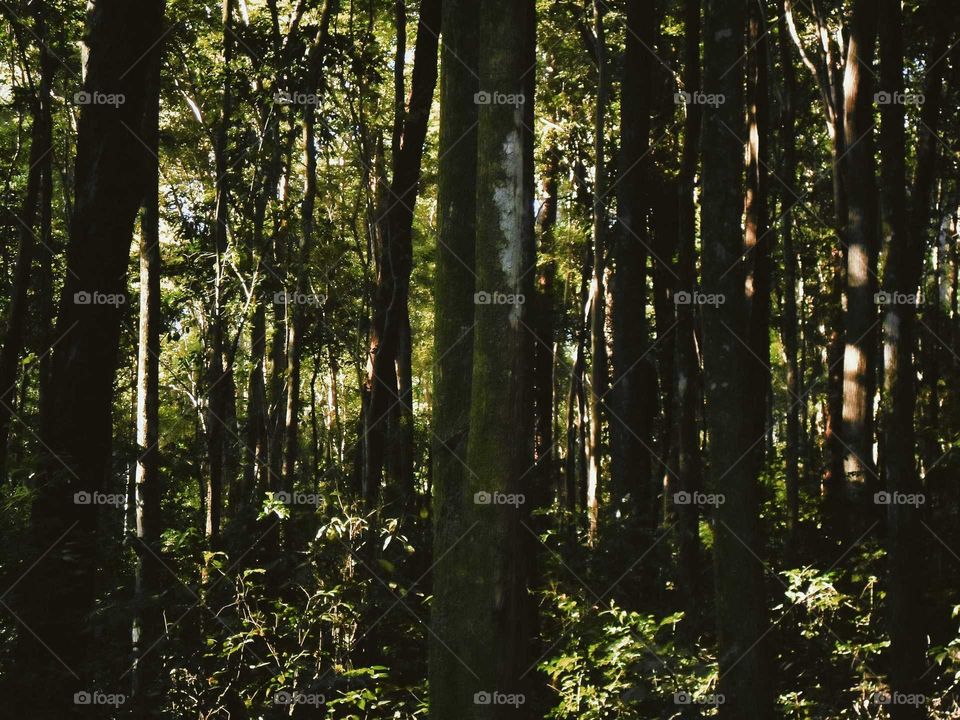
1 0 960 717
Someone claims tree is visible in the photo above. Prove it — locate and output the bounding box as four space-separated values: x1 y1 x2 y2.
0 3 54 482
840 0 880 499
586 0 608 544
777 0 801 533
362 0 441 508
701 0 773 715
673 0 703 612
14 0 165 713
609 0 655 525
879 1 948 713
428 0 479 714
131 23 164 711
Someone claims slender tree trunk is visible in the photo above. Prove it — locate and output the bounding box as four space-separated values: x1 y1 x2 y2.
131 33 164 712
744 0 772 473
840 0 879 497
880 4 947 713
534 141 559 505
285 0 337 497
206 0 235 544
363 0 441 507
586 0 608 545
428 0 478 713
0 8 53 480
701 0 773 716
777 0 801 533
15 1 164 713
674 0 703 614
609 0 654 525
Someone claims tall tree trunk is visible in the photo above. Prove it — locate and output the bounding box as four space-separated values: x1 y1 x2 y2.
131 32 164 712
0 6 54 480
609 0 654 525
586 0 608 545
285 0 337 498
428 0 478 714
363 0 441 507
534 141 559 506
840 0 879 498
464 0 535 701
206 0 235 544
744 0 772 473
673 0 703 614
778 0 801 534
701 0 773 716
880 3 947 714
15 1 164 713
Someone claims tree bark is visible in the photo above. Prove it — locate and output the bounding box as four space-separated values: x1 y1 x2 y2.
840 0 880 497
777 0 801 533
363 0 441 508
15 0 164 713
586 0 608 545
673 0 703 614
205 0 234 544
701 0 774 716
744 0 772 474
609 0 655 526
428 0 478 714
131 31 164 712
0 5 54 481
880 4 948 714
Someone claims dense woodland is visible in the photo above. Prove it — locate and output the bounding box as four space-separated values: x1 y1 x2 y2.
1 0 959 717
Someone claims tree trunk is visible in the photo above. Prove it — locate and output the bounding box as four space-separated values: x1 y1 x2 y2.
840 0 879 497
777 0 801 533
15 0 164 713
880 3 947 713
586 0 608 545
363 0 441 507
428 0 478 714
609 0 655 525
285 0 337 498
701 0 773 716
131 33 164 712
206 0 234 544
463 0 535 702
744 0 772 475
673 0 703 614
534 141 559 507
0 6 53 480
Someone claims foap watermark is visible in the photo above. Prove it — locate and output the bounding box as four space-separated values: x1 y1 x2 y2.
274 490 322 507
674 90 726 108
874 91 925 106
274 290 325 306
473 90 525 107
74 491 125 507
474 290 525 306
274 691 326 707
874 491 925 507
869 691 926 707
74 691 126 707
273 90 322 106
674 691 725 707
473 691 525 708
673 490 725 508
74 290 126 307
874 290 923 306
673 290 725 307
474 490 525 508
73 90 125 107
